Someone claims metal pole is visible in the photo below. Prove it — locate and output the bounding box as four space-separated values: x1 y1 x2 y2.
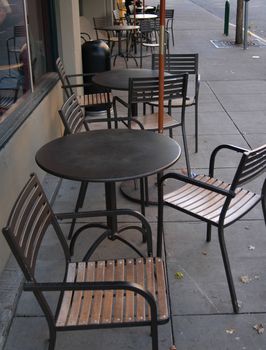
243 0 249 50
224 0 230 36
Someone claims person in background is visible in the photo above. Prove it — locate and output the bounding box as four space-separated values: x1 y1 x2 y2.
0 0 11 25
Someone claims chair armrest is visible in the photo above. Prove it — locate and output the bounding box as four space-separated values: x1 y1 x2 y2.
159 172 235 198
209 144 249 177
67 73 94 78
113 95 129 109
24 281 158 315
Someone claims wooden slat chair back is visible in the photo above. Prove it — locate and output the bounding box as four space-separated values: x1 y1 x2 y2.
157 143 266 314
58 94 89 134
3 174 170 350
152 53 200 152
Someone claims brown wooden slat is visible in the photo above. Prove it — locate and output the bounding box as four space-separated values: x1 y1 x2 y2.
136 258 145 321
67 262 86 326
146 257 155 319
101 260 115 324
113 259 125 323
90 261 105 324
155 258 168 321
78 261 95 325
57 263 76 327
125 258 135 322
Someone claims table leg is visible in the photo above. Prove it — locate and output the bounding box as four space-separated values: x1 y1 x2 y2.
105 181 118 234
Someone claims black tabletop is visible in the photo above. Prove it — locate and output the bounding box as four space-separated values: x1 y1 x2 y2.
92 69 170 91
36 129 181 183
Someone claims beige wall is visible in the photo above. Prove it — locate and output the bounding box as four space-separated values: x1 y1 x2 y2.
0 82 64 272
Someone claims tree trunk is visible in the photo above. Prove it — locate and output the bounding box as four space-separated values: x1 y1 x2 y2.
235 0 244 44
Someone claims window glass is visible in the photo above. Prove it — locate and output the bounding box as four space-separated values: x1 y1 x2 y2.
0 0 53 122
0 0 30 121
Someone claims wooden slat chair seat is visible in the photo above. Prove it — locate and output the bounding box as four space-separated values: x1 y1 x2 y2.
3 173 170 350
77 92 112 108
164 174 261 226
130 112 180 131
57 258 168 327
157 143 266 314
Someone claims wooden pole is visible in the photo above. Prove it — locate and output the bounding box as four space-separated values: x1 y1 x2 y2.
158 0 165 133
134 0 136 25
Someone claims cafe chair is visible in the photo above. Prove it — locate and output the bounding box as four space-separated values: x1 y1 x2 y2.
6 25 26 73
2 173 170 350
157 143 266 314
165 9 175 46
93 17 126 54
139 19 169 68
0 77 21 115
113 74 191 176
151 53 200 153
56 57 113 126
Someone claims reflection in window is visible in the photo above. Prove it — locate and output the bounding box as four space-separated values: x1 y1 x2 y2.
0 0 52 122
0 0 29 121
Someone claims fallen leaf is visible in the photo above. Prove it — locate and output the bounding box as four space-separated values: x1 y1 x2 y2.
226 328 236 335
239 275 251 284
248 245 255 251
201 251 207 256
252 55 260 59
175 272 184 280
253 323 264 334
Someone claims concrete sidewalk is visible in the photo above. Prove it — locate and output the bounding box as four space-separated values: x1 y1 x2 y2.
2 0 266 349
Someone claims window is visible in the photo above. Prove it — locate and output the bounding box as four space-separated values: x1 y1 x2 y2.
0 0 57 122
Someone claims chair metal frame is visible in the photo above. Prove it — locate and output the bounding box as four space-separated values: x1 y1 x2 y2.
6 25 26 74
2 173 170 350
157 143 266 313
152 53 200 153
113 74 191 176
56 57 113 128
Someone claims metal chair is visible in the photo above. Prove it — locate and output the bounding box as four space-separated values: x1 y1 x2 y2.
6 25 26 73
157 143 266 313
165 9 175 46
113 74 191 176
2 173 170 350
139 19 169 68
56 57 113 127
151 53 200 152
0 78 21 115
93 17 126 54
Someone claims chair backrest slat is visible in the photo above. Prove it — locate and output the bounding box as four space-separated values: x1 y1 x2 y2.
234 145 266 186
56 57 74 97
129 74 188 105
58 94 89 134
152 54 198 75
3 175 54 278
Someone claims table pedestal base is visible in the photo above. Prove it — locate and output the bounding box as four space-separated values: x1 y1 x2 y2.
120 174 178 205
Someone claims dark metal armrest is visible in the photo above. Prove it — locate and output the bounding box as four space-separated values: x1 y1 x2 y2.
209 144 249 176
159 172 235 198
113 95 129 109
24 281 158 315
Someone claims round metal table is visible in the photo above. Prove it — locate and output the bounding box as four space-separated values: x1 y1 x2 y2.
92 68 170 91
36 129 181 252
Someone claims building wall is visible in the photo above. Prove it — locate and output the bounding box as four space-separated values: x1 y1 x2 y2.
0 82 64 272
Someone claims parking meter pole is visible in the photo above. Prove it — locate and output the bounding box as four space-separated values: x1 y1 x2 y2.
243 0 249 50
224 0 230 36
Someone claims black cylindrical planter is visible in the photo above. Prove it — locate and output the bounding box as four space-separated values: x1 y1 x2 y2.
82 40 111 110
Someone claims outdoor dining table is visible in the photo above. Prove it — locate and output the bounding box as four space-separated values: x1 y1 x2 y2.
35 129 181 256
95 24 139 67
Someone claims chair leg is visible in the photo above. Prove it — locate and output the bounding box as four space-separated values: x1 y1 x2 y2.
195 103 198 153
218 226 239 313
157 175 164 257
206 223 212 242
261 180 266 225
107 106 112 129
48 329 56 350
181 123 192 177
68 181 88 239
